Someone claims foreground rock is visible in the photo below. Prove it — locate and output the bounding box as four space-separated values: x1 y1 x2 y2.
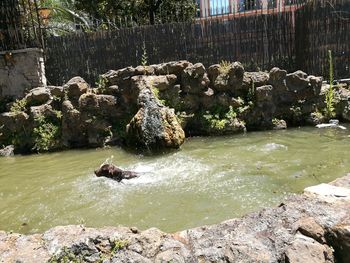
1 175 349 262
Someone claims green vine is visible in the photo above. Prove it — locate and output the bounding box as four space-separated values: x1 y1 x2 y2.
10 98 27 113
32 113 61 152
141 42 148 66
325 50 335 118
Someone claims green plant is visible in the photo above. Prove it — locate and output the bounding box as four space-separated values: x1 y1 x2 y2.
325 50 336 118
151 85 166 105
203 106 239 131
95 75 108 93
49 246 84 263
10 98 27 113
272 118 279 125
218 60 231 75
32 114 61 152
111 239 128 254
141 42 148 66
225 106 237 119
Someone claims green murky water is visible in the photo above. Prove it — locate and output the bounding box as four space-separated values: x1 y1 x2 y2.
0 126 349 234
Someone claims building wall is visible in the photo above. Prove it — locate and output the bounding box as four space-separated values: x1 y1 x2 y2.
0 48 46 98
199 0 296 17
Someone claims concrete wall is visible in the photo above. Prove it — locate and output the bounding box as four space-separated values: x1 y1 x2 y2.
0 48 47 99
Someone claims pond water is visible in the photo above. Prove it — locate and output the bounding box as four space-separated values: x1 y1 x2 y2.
0 126 349 234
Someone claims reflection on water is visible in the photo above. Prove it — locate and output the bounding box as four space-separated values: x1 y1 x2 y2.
0 126 349 234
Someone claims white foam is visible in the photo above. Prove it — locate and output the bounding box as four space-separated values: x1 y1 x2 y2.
261 143 288 152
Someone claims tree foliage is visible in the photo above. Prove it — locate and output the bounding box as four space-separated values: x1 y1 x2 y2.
73 0 197 26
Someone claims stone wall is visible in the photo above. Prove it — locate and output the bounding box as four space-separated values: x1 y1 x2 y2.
0 48 46 99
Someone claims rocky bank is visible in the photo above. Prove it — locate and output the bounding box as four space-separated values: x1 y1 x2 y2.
1 60 350 154
0 175 349 263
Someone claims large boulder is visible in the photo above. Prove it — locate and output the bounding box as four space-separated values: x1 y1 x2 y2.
85 118 112 147
228 62 245 91
61 100 86 147
255 85 274 106
103 67 137 86
148 75 177 91
244 85 276 130
79 93 119 118
326 221 350 262
210 62 245 94
64 77 89 101
286 70 309 91
47 86 64 98
269 67 287 84
29 104 56 120
0 111 30 132
154 60 191 76
24 87 52 106
207 64 221 82
284 234 334 263
181 63 210 94
121 75 152 104
268 67 290 103
332 87 350 120
285 71 321 101
0 112 32 151
126 88 185 151
158 84 182 109
102 65 158 86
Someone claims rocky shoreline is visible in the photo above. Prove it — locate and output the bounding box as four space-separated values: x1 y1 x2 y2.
0 175 349 262
1 60 350 155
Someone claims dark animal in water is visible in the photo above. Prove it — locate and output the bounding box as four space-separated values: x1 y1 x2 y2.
94 164 139 182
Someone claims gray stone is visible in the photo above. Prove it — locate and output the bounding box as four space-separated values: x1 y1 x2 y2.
154 60 191 76
25 87 52 106
269 67 287 83
148 75 177 91
0 145 14 157
61 100 85 147
29 104 56 120
103 67 137 85
64 77 89 100
284 234 334 263
244 71 269 88
126 88 185 151
79 93 118 118
48 86 64 98
326 222 350 263
181 63 209 94
295 217 326 243
286 70 309 92
207 64 221 82
255 85 273 104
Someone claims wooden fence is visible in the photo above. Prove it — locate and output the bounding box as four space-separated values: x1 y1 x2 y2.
45 0 350 85
295 0 350 79
0 0 43 51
